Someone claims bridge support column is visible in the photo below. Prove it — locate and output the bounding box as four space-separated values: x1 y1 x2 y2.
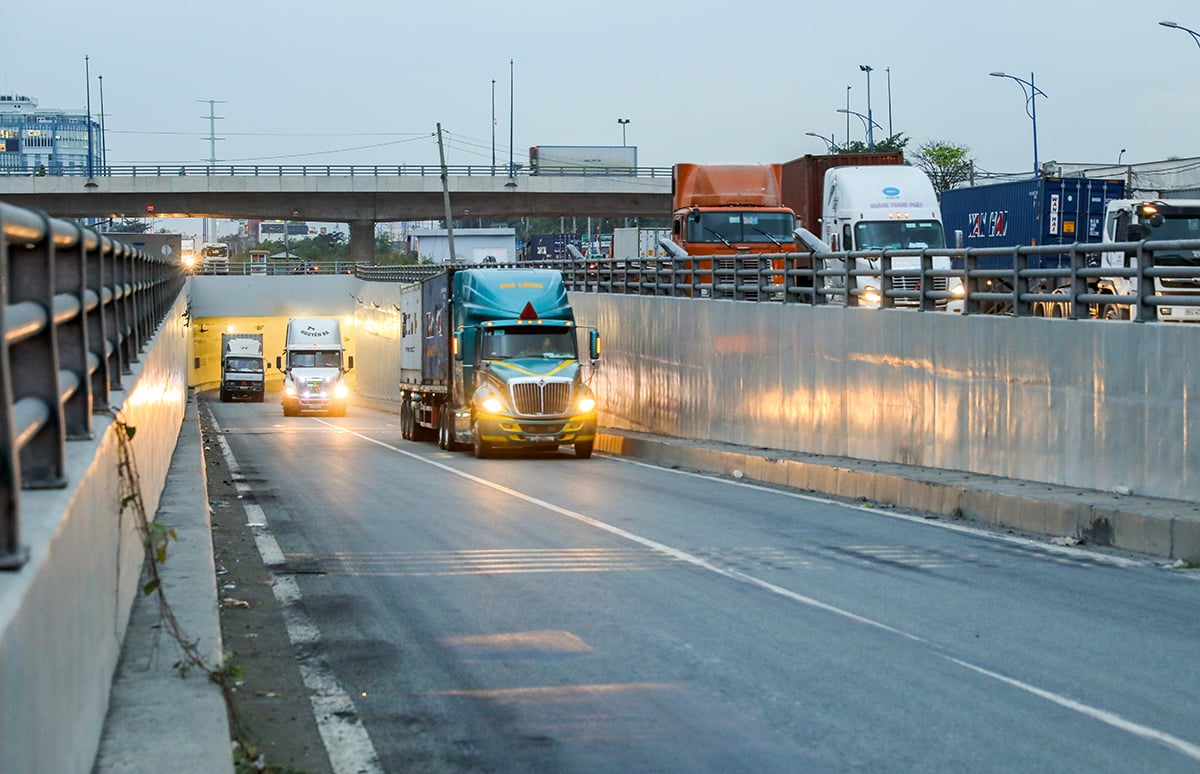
349 220 376 265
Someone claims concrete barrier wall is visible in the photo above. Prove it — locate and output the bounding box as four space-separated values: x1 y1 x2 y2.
569 295 1199 503
0 293 190 774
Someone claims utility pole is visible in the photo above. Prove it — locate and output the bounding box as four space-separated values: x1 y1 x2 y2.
84 55 95 183
491 78 496 174
437 123 456 262
508 59 515 179
198 99 226 242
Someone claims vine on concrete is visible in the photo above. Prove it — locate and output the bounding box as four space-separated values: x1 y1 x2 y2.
110 407 270 770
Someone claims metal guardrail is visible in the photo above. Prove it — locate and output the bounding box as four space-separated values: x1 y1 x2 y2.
1 202 184 570
0 164 675 180
355 240 1200 320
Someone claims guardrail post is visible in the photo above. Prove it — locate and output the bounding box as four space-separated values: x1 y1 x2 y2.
12 212 67 490
1135 243 1155 323
59 223 93 440
0 208 30 569
1013 248 1032 317
879 254 895 310
1069 247 1090 320
920 251 936 312
85 228 113 410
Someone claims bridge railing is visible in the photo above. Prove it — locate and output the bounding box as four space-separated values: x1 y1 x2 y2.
354 239 1200 321
1 202 184 570
0 164 675 179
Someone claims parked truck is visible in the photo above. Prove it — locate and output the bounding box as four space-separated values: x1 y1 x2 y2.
940 177 1125 313
529 145 637 175
398 267 601 459
1097 198 1200 321
668 163 802 298
219 333 265 402
276 317 353 416
523 232 582 263
610 226 671 269
780 155 961 309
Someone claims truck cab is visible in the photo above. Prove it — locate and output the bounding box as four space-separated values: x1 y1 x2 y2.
1099 199 1200 321
820 165 962 311
277 317 354 416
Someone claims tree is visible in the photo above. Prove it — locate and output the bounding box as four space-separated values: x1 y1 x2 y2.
111 218 153 233
911 141 974 196
837 133 910 155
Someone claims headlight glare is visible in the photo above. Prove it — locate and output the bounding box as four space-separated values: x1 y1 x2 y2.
334 383 349 399
578 397 596 412
481 396 504 413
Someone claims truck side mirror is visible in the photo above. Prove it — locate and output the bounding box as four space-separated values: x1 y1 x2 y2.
589 330 601 361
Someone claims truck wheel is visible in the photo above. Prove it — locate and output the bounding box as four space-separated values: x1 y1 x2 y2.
1104 304 1130 321
254 393 265 403
219 388 230 402
400 403 412 440
574 440 594 459
472 422 492 459
437 413 448 449
283 402 298 417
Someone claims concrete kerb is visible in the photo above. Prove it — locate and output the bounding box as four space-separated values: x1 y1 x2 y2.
595 429 1200 564
94 395 233 774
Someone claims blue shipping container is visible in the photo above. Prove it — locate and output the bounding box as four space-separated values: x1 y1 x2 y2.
940 177 1125 269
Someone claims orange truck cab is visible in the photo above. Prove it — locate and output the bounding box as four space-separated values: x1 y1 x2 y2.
669 163 800 296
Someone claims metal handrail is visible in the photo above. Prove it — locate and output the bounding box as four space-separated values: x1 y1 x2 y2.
354 239 1200 322
0 164 676 180
1 201 184 570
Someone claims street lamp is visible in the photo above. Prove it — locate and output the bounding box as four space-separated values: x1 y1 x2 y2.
805 132 836 153
1160 20 1200 52
845 85 851 151
836 109 882 144
859 64 875 151
1118 148 1127 165
990 71 1047 178
618 118 630 146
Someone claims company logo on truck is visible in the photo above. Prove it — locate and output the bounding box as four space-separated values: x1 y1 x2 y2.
968 211 1008 239
882 186 901 197
299 324 332 338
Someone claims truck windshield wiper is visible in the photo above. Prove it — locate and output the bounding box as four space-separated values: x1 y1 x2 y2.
703 227 734 247
750 226 783 247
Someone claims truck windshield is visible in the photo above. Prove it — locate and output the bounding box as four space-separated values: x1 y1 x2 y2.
688 211 795 244
1144 213 1200 265
226 357 262 373
290 350 342 368
480 328 577 360
854 221 946 250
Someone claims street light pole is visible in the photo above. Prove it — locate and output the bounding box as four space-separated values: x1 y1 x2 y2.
859 64 874 151
990 71 1047 178
1160 20 1200 51
885 66 893 139
618 118 630 146
836 109 882 144
491 78 496 175
844 85 851 151
805 132 836 153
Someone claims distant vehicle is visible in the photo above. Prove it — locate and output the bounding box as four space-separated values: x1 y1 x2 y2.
219 333 265 402
181 237 197 272
1097 199 1200 322
247 249 269 275
199 243 230 275
529 145 637 175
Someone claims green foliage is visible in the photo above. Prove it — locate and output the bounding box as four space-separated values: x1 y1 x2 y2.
910 141 975 196
837 133 910 155
111 218 154 233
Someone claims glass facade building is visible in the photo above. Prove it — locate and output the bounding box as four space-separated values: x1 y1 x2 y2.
0 93 101 175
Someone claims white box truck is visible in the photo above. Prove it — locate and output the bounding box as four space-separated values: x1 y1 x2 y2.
276 317 353 416
219 333 265 402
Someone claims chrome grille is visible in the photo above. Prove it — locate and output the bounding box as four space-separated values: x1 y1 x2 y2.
511 379 572 415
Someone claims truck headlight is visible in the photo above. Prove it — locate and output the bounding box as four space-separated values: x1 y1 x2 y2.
861 284 882 305
481 395 504 413
284 384 297 396
334 383 349 399
577 396 596 413
950 280 966 299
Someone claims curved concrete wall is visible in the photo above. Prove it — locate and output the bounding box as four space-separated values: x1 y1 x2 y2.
569 295 1198 503
0 293 190 773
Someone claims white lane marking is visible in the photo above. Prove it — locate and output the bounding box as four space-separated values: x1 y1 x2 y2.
209 410 383 774
319 418 1200 764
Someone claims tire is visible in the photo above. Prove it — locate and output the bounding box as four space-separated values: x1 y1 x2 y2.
219 388 230 403
437 411 448 450
1104 304 1130 321
400 402 412 440
472 421 492 459
330 405 346 418
283 403 298 417
574 440 594 459
254 393 264 403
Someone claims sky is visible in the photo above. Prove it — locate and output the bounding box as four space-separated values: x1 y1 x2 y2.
4 0 1198 180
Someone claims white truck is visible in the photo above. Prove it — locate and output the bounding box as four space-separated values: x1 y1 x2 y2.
819 165 963 311
610 226 671 269
219 333 266 402
1097 199 1200 321
276 317 353 416
528 145 637 175
199 242 230 275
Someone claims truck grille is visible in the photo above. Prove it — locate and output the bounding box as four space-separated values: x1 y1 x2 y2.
893 275 949 305
511 379 572 415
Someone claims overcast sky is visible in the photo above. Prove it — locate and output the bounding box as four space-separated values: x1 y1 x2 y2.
5 0 1198 178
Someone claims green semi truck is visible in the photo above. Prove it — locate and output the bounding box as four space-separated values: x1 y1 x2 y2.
398 267 601 459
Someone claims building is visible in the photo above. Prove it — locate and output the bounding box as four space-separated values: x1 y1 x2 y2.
0 94 101 175
409 227 517 264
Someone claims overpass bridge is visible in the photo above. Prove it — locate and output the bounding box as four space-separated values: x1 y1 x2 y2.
0 164 674 264
3 202 1200 772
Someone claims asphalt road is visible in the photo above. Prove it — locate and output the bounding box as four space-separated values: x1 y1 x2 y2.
204 397 1200 773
